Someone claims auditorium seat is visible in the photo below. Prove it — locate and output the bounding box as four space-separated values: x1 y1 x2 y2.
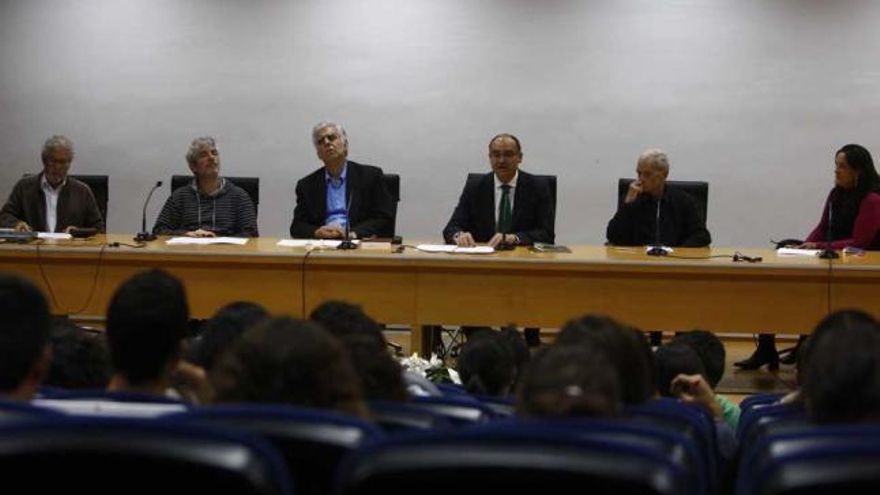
173 403 383 495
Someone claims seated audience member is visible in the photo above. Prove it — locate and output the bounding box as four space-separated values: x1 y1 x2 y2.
606 148 711 247
801 311 880 424
670 330 740 429
46 319 110 390
517 344 621 418
187 301 268 372
310 300 408 401
106 269 209 403
738 144 880 370
668 373 737 461
153 137 258 237
456 329 516 397
0 135 103 233
290 121 394 239
499 325 530 388
654 344 706 398
211 317 369 418
0 275 52 401
556 315 656 404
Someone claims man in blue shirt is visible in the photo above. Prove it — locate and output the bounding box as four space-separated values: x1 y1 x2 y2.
290 122 394 239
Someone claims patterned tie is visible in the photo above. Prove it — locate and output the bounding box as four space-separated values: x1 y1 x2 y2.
498 184 512 233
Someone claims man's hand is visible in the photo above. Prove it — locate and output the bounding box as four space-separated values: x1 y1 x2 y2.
454 231 476 247
314 225 345 239
798 242 819 249
488 233 518 248
14 221 32 232
63 225 78 234
171 361 213 404
185 229 216 238
670 374 723 418
624 180 643 204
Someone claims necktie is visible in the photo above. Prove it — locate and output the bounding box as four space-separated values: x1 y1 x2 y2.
499 184 512 233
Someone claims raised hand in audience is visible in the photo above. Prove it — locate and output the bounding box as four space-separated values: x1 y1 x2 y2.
670 373 723 418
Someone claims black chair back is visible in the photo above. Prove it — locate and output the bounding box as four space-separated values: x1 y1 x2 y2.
171 175 260 214
617 178 708 220
383 173 400 236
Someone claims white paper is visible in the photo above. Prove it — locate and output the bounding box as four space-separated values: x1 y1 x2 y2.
37 232 72 240
776 247 822 257
165 236 249 245
276 239 359 248
416 244 495 254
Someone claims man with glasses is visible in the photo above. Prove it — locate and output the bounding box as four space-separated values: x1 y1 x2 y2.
0 135 103 233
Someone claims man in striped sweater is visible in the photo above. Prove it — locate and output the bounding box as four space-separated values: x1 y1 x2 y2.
153 137 258 237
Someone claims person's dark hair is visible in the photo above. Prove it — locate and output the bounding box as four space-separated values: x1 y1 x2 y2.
802 310 880 424
342 334 407 401
212 317 367 418
309 300 386 346
0 275 51 392
557 315 656 404
832 144 880 241
500 325 530 387
517 344 621 418
670 330 725 388
654 344 707 397
106 269 189 385
309 300 406 401
457 330 516 397
187 301 268 371
46 319 111 389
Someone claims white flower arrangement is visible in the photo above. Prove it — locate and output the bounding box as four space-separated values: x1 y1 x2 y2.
399 353 461 384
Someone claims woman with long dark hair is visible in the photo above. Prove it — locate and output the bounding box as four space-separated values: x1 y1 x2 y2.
735 144 880 370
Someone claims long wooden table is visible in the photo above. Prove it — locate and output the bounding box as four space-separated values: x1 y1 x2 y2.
1 234 875 354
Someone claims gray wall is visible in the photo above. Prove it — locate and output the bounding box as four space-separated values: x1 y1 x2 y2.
2 0 879 245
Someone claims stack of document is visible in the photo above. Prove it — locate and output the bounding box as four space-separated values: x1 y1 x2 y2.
166 237 250 246
276 239 360 248
416 244 495 254
776 247 822 257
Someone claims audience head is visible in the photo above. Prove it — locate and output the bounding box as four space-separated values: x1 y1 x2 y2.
802 310 880 424
187 301 268 372
654 343 707 397
46 320 111 390
0 275 52 400
499 324 530 387
557 314 656 404
670 330 726 388
106 269 189 388
310 300 405 401
517 344 621 418
457 329 516 397
212 317 367 418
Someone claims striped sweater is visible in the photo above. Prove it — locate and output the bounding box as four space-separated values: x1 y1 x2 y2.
152 178 258 237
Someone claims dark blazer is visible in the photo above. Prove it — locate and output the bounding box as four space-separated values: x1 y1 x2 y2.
289 161 394 239
0 173 104 232
442 170 555 245
606 185 711 247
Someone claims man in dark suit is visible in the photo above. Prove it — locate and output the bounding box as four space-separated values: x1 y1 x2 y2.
441 133 555 347
443 133 555 247
290 121 394 239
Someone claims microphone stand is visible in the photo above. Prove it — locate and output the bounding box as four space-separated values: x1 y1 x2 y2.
337 192 357 250
134 181 163 242
495 221 515 252
818 192 838 259
646 197 667 256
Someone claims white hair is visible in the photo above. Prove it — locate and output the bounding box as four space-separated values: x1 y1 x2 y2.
311 121 348 147
637 148 670 173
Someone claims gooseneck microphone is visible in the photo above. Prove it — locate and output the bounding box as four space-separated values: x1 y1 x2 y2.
337 192 357 250
819 190 839 259
647 198 667 256
134 181 163 242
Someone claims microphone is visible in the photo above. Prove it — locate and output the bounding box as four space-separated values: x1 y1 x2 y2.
337 192 357 250
495 213 515 252
646 198 667 256
819 189 839 259
134 180 163 242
